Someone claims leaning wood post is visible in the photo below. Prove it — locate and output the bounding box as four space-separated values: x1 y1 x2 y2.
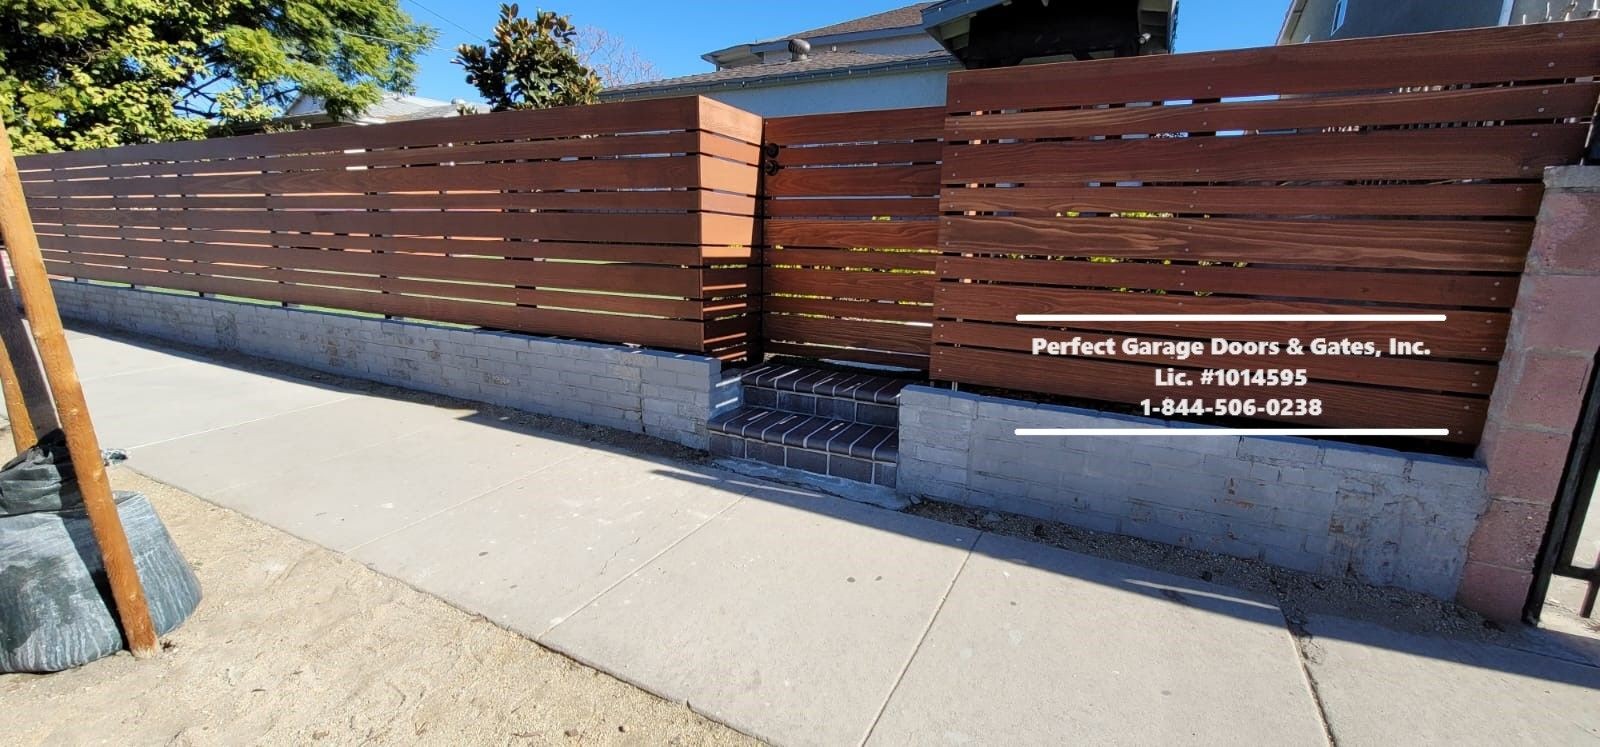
0 323 34 452
0 123 160 657
0 273 61 450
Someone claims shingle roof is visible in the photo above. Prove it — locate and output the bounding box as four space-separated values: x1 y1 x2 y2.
766 2 935 42
601 50 956 97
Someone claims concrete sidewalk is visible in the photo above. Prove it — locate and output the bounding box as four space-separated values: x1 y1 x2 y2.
58 328 1600 745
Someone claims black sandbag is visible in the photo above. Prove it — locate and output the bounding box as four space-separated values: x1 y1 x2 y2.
0 431 79 515
0 434 201 673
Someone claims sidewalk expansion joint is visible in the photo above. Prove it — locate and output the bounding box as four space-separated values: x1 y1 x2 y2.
125 396 358 450
861 534 978 746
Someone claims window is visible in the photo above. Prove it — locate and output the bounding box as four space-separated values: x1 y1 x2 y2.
1331 0 1349 34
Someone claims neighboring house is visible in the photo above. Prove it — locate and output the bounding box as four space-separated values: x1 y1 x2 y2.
601 0 1175 116
1279 0 1599 44
247 93 471 132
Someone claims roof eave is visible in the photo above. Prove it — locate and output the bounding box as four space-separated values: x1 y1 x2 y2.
600 56 961 100
1277 0 1312 44
747 25 925 55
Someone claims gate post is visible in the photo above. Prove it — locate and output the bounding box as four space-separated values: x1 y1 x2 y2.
1458 166 1600 621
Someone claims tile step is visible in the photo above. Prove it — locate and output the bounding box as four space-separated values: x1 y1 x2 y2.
709 407 897 462
708 409 897 489
741 364 909 405
741 386 898 426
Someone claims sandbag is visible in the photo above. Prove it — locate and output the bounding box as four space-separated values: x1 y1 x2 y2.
0 434 201 673
0 430 127 516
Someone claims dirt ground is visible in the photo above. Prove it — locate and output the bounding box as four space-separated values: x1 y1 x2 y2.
1 460 760 746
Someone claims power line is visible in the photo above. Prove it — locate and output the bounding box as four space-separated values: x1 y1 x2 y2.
404 0 480 41
336 28 445 52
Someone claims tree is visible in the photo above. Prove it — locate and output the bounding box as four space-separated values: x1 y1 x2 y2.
454 4 600 112
579 27 658 88
1 1 436 154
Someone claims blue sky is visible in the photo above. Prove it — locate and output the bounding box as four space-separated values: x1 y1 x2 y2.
404 0 1292 103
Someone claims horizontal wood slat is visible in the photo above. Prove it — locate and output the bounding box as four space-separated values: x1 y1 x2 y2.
943 125 1587 184
25 156 710 197
945 82 1600 141
776 141 943 167
767 219 940 249
937 256 1517 308
764 267 936 302
938 184 1544 218
763 316 930 355
764 107 945 144
18 96 762 358
935 22 1600 446
765 164 942 198
762 197 940 218
941 216 1534 271
20 97 709 171
33 229 717 265
945 19 1600 111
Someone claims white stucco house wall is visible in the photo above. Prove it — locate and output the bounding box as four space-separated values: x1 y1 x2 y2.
600 1 1176 117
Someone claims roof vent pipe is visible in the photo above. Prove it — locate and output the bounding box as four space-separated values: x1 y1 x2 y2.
788 38 811 62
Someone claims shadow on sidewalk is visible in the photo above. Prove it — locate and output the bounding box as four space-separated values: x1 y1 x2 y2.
61 321 1600 692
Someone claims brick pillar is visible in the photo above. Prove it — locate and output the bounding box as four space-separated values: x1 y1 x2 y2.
1457 166 1600 621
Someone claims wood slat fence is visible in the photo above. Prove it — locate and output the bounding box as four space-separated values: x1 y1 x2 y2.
760 108 944 369
935 20 1600 444
15 96 762 360
11 21 1599 447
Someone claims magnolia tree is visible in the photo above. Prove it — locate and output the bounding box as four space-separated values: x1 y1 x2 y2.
454 4 602 111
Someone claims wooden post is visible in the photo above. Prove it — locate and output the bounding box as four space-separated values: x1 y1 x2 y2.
0 274 61 451
0 123 159 657
0 325 33 452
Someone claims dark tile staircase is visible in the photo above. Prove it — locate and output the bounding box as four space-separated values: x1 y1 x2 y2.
709 363 907 489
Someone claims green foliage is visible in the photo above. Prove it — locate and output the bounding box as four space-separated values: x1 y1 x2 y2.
2 0 436 153
455 4 600 111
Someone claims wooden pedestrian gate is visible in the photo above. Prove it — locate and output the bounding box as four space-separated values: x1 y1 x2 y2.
759 108 943 370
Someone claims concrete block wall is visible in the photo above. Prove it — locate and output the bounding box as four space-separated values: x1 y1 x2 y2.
52 281 741 449
1457 165 1600 620
899 385 1489 598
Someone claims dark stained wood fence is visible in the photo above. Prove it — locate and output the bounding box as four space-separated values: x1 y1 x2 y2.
760 107 943 369
16 96 761 360
937 21 1600 444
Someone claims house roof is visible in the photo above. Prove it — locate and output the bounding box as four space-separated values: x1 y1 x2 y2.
600 50 957 99
282 93 466 125
702 2 936 65
771 2 935 42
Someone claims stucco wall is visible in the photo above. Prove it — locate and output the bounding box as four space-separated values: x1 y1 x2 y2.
696 68 952 117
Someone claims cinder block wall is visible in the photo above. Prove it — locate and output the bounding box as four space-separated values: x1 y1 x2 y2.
52 281 741 449
898 386 1488 598
1457 166 1600 620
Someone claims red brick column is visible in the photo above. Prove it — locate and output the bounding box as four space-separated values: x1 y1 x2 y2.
1458 166 1600 621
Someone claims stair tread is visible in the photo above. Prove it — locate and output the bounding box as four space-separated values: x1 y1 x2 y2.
740 364 909 404
710 407 897 462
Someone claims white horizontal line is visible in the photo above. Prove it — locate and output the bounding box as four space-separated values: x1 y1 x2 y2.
1015 428 1451 437
1015 314 1448 322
